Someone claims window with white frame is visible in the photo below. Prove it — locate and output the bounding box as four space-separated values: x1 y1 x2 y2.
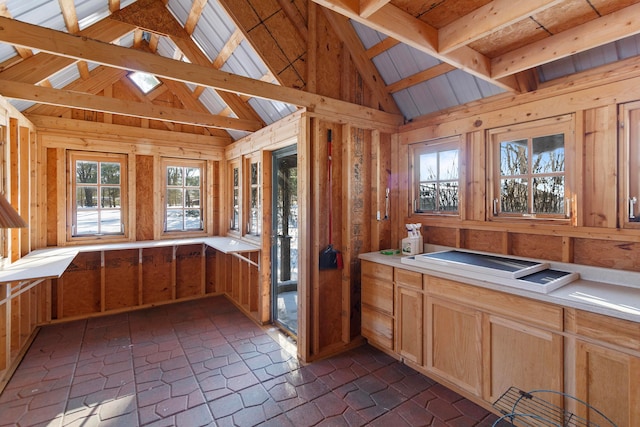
489 115 574 220
163 160 205 232
69 151 127 238
411 137 460 215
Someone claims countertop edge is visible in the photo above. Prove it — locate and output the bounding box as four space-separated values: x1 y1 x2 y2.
360 251 640 323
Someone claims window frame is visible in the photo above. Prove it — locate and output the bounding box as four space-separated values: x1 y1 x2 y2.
160 158 207 237
244 153 262 238
410 136 462 217
67 151 129 242
487 115 575 223
228 158 241 235
620 101 640 229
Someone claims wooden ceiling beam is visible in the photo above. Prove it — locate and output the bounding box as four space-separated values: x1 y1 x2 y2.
492 2 640 79
0 79 263 132
0 18 135 85
184 0 208 36
311 0 520 92
387 63 456 94
0 17 402 126
359 0 390 19
322 9 401 114
438 0 563 54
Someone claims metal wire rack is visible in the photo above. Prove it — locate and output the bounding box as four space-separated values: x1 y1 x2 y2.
492 387 618 427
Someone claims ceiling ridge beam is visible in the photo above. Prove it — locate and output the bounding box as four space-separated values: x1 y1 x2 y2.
0 16 402 127
0 79 262 132
311 0 519 92
438 0 564 54
491 1 640 79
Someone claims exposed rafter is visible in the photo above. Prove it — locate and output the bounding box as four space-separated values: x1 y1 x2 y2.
310 0 520 92
0 16 402 127
0 80 263 132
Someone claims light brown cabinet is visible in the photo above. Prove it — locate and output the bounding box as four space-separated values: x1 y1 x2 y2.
568 309 640 427
426 296 483 396
395 269 423 364
360 259 640 424
361 260 394 352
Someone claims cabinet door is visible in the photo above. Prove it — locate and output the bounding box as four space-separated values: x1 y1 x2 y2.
396 285 423 365
484 315 563 406
575 340 640 427
426 296 482 396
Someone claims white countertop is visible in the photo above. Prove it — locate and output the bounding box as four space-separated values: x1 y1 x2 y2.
0 236 260 283
360 249 640 323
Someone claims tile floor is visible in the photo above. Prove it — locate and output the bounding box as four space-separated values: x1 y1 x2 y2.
0 296 499 426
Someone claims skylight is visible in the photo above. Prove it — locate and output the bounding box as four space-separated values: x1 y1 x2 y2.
128 71 161 94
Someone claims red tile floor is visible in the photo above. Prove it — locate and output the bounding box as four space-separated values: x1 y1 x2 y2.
0 296 499 426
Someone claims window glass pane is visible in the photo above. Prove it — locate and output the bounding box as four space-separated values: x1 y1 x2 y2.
76 187 97 208
532 134 564 174
100 210 122 233
439 150 458 180
76 211 99 235
419 152 437 181
251 163 259 185
167 167 183 186
233 167 239 186
100 162 121 184
185 168 200 187
166 209 184 231
186 189 200 207
501 178 528 213
438 181 459 211
533 176 565 214
100 187 120 208
76 161 98 184
500 140 528 176
167 188 183 207
185 209 201 229
418 183 437 211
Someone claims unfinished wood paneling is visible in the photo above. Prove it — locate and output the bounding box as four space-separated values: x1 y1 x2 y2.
424 226 459 248
205 247 218 294
135 155 154 241
176 244 204 299
104 249 138 311
510 233 563 261
462 229 504 254
574 239 640 270
60 252 101 318
582 106 617 228
46 148 59 246
141 247 173 304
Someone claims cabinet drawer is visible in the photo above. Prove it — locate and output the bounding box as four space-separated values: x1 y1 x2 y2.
568 309 640 351
428 276 563 331
395 268 422 289
362 260 393 282
362 279 393 315
362 305 393 350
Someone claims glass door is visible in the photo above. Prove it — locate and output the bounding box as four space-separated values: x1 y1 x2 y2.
272 146 298 336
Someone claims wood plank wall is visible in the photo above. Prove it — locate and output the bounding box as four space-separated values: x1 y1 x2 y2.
396 63 640 272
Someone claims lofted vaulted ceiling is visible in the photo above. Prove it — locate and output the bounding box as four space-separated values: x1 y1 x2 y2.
1 0 640 143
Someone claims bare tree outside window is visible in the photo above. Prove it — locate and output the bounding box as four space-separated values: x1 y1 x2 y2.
415 146 459 213
72 156 124 236
165 165 202 232
500 134 565 215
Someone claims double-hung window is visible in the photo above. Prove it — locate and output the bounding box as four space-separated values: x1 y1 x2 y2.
411 137 461 215
69 151 127 239
163 160 205 233
229 159 241 233
246 156 261 236
489 115 574 220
